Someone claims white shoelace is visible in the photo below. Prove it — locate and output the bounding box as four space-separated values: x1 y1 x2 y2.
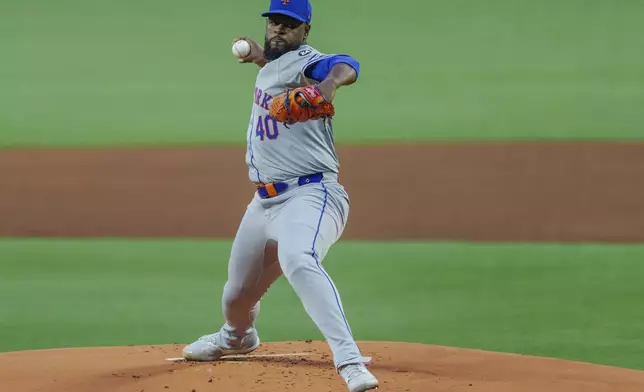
342 364 368 380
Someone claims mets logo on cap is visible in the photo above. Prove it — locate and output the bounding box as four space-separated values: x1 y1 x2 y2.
262 0 313 24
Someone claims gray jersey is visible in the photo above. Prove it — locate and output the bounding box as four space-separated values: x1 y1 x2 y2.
245 45 339 184
206 43 367 372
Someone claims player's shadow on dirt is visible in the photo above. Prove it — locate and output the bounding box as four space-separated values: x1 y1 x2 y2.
218 356 438 376
368 362 438 376
220 356 332 369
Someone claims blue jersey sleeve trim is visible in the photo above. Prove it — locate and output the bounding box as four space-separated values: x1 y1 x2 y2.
303 54 361 82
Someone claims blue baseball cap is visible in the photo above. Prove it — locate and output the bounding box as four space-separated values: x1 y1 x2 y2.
261 0 312 25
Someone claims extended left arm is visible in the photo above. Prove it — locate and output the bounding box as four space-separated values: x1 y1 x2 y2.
269 55 360 124
317 63 357 102
304 55 360 102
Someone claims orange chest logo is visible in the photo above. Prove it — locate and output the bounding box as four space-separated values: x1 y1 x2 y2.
282 0 290 5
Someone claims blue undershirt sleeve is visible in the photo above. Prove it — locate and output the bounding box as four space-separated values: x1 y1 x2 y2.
303 54 361 82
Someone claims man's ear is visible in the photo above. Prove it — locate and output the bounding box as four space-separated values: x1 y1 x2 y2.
304 24 311 39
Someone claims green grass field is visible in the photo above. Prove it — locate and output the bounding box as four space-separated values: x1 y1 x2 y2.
1 0 643 148
2 239 644 370
2 0 644 377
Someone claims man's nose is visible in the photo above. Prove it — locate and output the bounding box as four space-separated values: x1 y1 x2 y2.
274 23 286 34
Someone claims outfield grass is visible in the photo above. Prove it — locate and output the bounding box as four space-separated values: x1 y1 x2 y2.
1 0 643 148
1 239 643 370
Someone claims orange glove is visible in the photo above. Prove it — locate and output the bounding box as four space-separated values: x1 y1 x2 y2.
269 84 335 125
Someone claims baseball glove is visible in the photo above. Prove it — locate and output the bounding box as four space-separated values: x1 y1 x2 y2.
269 84 335 125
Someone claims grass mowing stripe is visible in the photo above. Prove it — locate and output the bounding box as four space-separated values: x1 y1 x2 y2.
1 239 643 370
1 0 643 147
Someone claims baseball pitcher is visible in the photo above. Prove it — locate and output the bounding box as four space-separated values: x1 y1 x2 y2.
183 1 379 391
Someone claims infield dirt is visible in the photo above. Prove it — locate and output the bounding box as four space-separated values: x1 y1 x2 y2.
2 142 644 241
2 341 644 392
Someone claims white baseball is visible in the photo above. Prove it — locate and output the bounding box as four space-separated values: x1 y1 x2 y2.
232 40 251 58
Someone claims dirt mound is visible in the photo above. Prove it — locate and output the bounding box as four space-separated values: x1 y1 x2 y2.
1 341 643 392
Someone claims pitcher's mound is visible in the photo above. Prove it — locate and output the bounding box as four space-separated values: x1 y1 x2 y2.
2 341 644 392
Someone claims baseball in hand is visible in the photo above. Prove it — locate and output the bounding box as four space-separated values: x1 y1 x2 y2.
232 40 251 58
